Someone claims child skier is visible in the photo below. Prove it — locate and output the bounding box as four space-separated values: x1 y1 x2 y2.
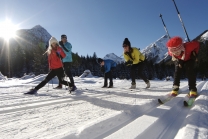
25 37 73 94
97 58 117 88
166 36 200 97
122 38 150 89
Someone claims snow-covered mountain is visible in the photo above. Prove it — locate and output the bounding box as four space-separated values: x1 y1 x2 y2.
103 53 124 64
25 25 51 44
141 30 208 64
14 25 51 47
141 35 170 64
201 30 208 41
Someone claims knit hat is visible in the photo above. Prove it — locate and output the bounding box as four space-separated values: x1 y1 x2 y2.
49 37 59 46
61 34 67 39
123 38 131 47
166 36 184 54
47 37 59 54
97 58 103 64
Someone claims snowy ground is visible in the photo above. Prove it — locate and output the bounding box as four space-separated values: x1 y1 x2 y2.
0 75 208 139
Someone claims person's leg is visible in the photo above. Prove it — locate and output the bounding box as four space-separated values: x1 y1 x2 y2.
184 60 197 96
35 70 56 90
64 62 75 86
55 68 64 89
137 62 149 83
108 70 113 87
103 72 108 87
171 61 183 96
130 64 137 84
130 64 138 89
56 68 72 87
173 62 183 89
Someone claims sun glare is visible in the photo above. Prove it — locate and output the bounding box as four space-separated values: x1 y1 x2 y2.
0 19 18 41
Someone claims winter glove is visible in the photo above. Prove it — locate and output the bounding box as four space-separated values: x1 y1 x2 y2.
59 41 69 52
190 51 198 62
100 66 105 73
56 51 63 59
175 59 183 68
125 60 133 66
59 41 64 47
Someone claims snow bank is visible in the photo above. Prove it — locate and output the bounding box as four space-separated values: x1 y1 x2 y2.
165 76 173 81
79 70 94 78
0 72 7 80
21 73 35 80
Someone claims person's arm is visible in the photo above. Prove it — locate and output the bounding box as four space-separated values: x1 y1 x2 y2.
190 41 200 61
56 47 66 59
123 53 130 62
64 43 72 52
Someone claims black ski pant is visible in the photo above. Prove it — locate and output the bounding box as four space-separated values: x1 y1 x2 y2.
104 71 113 86
130 61 148 83
104 68 115 86
58 62 75 86
173 59 197 91
35 68 72 90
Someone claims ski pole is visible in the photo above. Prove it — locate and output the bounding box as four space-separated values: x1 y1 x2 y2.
47 81 50 92
172 0 190 42
159 14 171 39
42 50 48 55
57 53 71 93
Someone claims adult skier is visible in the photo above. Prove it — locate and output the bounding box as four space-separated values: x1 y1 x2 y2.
97 58 117 88
25 37 73 94
55 34 76 91
166 36 199 97
123 38 150 89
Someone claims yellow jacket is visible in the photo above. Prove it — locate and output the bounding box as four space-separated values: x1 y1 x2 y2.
123 47 145 64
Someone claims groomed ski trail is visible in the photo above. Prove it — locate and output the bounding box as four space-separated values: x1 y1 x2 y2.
104 81 207 139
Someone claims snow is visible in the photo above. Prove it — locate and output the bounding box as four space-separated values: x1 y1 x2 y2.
0 72 7 80
0 75 208 139
201 31 208 40
79 70 94 78
21 73 35 80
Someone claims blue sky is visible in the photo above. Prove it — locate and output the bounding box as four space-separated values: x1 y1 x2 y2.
0 0 207 58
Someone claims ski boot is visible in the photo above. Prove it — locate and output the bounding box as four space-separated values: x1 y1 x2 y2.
54 84 62 89
189 90 197 98
24 88 37 95
171 85 179 96
108 83 113 88
129 82 136 89
70 85 77 91
146 80 150 88
102 83 108 88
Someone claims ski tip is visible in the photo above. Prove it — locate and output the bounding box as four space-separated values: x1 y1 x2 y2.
158 99 164 104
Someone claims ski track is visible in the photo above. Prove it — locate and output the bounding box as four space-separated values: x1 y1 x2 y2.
0 79 207 139
104 81 207 139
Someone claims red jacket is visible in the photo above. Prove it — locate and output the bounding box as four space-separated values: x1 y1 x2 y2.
48 47 66 69
168 41 200 61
